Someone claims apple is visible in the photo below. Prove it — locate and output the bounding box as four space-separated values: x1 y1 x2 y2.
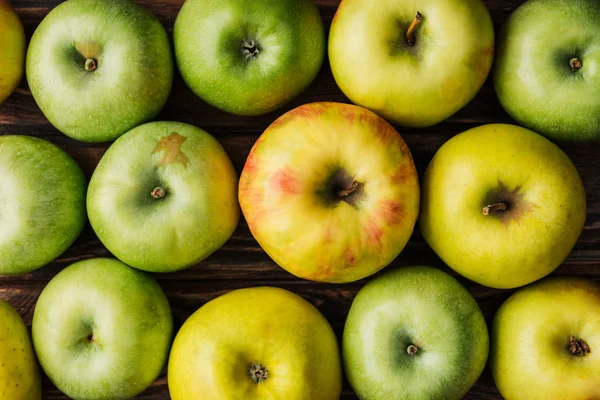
173 0 324 116
420 124 586 289
494 0 600 141
32 258 173 400
168 286 342 399
0 299 41 400
238 102 420 283
26 0 173 143
0 0 25 104
328 0 494 128
87 121 239 273
0 135 86 275
343 266 488 399
491 277 600 399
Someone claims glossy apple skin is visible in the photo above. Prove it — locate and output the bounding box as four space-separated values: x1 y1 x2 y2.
343 266 488 400
494 0 600 141
0 135 86 275
87 121 239 273
0 0 25 103
0 299 41 400
168 287 342 400
329 0 494 127
174 0 324 116
420 124 586 289
492 277 600 399
32 258 173 400
239 102 420 283
26 0 173 142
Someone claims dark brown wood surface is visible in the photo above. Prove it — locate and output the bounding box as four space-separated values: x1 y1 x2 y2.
1 0 598 398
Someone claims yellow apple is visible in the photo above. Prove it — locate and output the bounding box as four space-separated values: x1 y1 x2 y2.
168 287 342 400
491 277 600 399
239 102 420 283
0 0 25 104
0 299 41 400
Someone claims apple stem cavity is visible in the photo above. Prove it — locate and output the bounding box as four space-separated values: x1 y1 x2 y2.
569 336 591 356
84 58 97 72
247 363 269 384
483 202 508 216
406 344 419 356
242 39 260 60
151 187 166 199
569 57 582 72
406 11 424 47
336 180 361 198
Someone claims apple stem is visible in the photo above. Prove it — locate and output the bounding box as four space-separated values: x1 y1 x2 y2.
336 181 361 198
483 202 508 216
569 57 582 72
407 344 419 356
151 187 166 199
569 336 591 356
248 363 269 384
84 58 97 72
406 12 424 47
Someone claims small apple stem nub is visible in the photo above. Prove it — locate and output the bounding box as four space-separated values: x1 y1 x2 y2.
248 363 269 384
568 336 591 356
406 12 424 47
483 202 508 216
336 181 361 198
569 57 582 72
151 187 166 199
84 58 97 72
407 344 419 356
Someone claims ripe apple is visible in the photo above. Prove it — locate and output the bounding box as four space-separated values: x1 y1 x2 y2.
491 277 600 399
343 266 488 399
32 258 173 399
168 287 342 400
328 0 494 128
0 299 41 400
420 124 586 289
494 0 600 141
87 121 239 273
238 102 420 283
173 0 324 116
26 0 173 142
0 135 86 275
0 0 25 104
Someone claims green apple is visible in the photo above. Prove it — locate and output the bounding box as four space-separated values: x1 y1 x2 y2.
420 124 586 289
0 135 86 275
491 277 600 399
32 258 173 400
87 121 239 273
173 0 324 116
0 299 41 400
26 0 173 142
239 102 420 283
168 287 342 400
343 266 488 400
494 0 600 141
329 0 494 127
0 0 25 104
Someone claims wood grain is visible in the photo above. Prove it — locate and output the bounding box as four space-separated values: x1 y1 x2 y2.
1 0 599 399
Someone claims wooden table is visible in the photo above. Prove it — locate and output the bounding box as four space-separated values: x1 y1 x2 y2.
1 0 598 398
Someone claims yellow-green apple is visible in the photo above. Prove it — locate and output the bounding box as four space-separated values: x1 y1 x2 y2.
0 0 25 104
494 0 600 141
26 0 173 142
420 124 586 289
0 299 41 400
238 102 420 283
328 0 494 127
491 277 600 399
0 135 86 275
32 258 173 400
168 287 342 400
173 0 324 116
343 266 488 399
87 121 239 273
